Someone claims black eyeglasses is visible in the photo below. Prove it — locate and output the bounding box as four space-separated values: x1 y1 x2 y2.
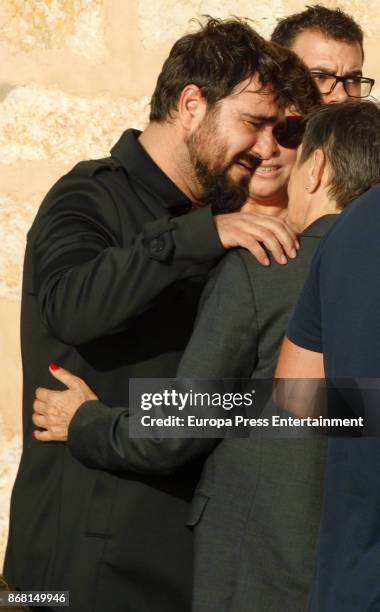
273 116 306 149
310 72 375 98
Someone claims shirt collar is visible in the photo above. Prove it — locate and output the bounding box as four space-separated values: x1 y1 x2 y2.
301 214 339 237
110 128 193 214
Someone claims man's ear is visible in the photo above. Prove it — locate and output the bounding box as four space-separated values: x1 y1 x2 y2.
307 149 326 194
177 84 207 130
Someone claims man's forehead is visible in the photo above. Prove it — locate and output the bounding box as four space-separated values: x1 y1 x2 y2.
291 29 363 69
227 75 281 116
232 74 273 96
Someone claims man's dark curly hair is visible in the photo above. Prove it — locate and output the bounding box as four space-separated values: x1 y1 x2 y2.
271 4 364 60
150 17 321 122
263 40 321 115
300 101 380 208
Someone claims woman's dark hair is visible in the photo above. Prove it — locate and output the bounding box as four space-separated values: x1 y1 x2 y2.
271 5 364 61
300 101 380 208
150 17 321 121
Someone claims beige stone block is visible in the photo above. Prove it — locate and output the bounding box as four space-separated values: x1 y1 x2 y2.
322 0 380 39
0 298 22 571
0 161 73 205
0 433 21 571
0 299 22 435
0 85 150 164
198 0 285 38
137 0 200 48
1 0 105 61
0 196 36 300
137 0 285 48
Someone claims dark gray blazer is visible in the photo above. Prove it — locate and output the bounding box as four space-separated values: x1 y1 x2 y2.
178 215 337 612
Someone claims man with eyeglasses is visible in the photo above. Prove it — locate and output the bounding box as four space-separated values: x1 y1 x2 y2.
271 4 374 104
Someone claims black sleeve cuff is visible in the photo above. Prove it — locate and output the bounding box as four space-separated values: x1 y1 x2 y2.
67 399 217 473
68 400 126 469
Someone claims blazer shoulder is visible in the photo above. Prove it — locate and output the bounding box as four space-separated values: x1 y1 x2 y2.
200 248 257 317
210 248 252 289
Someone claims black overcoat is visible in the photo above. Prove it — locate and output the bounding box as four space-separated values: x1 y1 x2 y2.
4 129 224 612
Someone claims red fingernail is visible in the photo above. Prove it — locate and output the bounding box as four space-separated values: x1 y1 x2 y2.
49 363 60 371
32 431 37 439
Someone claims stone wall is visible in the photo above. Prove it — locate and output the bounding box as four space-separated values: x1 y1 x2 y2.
1 0 379 569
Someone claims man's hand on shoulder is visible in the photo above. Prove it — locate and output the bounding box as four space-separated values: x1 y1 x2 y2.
214 210 299 266
32 364 98 442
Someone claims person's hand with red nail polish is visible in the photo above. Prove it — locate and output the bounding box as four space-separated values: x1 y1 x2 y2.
32 364 98 442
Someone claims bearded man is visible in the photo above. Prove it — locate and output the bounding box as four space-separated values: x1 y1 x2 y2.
5 18 319 612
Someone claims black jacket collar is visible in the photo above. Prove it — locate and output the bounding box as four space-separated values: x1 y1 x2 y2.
111 129 193 214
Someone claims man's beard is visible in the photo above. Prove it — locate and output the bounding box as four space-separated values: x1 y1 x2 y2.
193 154 261 214
186 116 262 214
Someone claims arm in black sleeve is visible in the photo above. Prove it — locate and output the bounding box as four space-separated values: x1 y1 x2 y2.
68 401 217 474
32 174 224 345
68 250 259 472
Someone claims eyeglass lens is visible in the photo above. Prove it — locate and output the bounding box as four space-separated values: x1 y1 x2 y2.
312 74 373 98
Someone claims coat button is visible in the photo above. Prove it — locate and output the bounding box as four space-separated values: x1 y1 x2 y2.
147 232 174 261
151 237 165 252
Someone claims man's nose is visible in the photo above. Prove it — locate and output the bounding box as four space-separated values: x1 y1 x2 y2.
325 80 349 104
250 130 278 160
